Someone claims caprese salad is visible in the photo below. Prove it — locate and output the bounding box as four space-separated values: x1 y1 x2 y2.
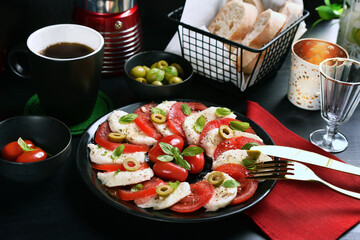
88 101 271 213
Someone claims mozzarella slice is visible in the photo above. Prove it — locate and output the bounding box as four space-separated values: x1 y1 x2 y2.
152 101 177 137
203 172 237 212
88 143 146 165
108 110 157 146
200 128 263 159
212 149 272 169
135 182 191 210
97 168 154 187
182 107 237 145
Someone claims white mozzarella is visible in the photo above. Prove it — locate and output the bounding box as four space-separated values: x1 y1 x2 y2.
97 168 154 187
182 107 237 145
135 182 191 210
212 149 272 169
152 101 177 137
203 172 237 212
88 143 146 165
108 110 157 146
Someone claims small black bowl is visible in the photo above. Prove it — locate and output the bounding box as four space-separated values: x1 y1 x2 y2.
124 51 193 99
0 115 72 182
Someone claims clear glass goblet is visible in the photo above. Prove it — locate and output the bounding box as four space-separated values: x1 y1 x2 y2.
310 58 360 153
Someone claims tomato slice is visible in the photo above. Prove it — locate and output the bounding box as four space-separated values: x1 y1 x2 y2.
91 162 149 172
117 177 165 201
214 163 258 205
213 136 263 161
167 102 207 138
134 103 162 141
199 118 255 144
170 181 214 213
94 121 150 152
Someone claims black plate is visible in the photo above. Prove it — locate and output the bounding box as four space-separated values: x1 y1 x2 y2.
76 100 276 222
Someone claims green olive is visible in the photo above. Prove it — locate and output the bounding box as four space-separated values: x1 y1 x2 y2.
207 171 225 187
151 60 168 70
108 132 126 142
168 76 183 84
151 80 163 86
164 66 178 82
146 68 165 83
130 66 147 78
219 125 234 140
142 65 150 74
246 150 261 160
135 77 147 84
171 63 184 78
156 184 173 197
123 157 140 171
151 113 166 123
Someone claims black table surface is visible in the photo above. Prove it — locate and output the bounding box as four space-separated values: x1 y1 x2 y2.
1 4 359 240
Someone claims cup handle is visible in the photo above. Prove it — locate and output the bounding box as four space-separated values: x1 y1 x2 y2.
8 45 31 79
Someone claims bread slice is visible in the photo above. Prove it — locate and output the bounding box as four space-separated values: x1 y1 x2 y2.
278 1 303 30
239 9 287 73
208 0 258 43
243 0 264 14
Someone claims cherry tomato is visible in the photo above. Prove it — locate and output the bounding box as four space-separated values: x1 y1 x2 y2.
170 181 214 213
94 121 150 152
148 135 184 163
1 140 35 161
183 145 205 174
153 161 188 182
134 103 162 140
91 162 149 172
16 148 47 163
117 177 165 201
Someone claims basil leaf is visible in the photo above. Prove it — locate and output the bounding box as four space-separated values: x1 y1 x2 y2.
119 113 138 123
172 147 191 170
194 115 206 133
181 146 204 156
113 169 121 176
215 107 233 116
17 137 34 152
131 183 143 192
157 155 174 162
111 144 125 160
151 107 166 116
168 181 180 190
241 142 260 150
158 142 174 155
222 179 241 188
242 158 256 170
229 121 249 131
181 103 192 116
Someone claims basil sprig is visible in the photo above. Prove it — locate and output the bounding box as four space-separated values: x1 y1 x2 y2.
229 121 250 131
151 107 166 116
222 179 241 188
215 107 233 116
119 113 138 124
111 144 125 160
194 115 206 133
181 103 192 116
241 142 260 150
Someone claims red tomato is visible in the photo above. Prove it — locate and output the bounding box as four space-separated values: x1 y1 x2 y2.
134 103 162 140
94 121 150 152
213 136 263 161
117 177 165 201
148 135 184 163
199 118 256 144
183 145 205 174
1 140 35 161
91 162 149 172
153 161 188 182
170 181 214 213
167 102 207 138
16 148 47 163
214 163 258 205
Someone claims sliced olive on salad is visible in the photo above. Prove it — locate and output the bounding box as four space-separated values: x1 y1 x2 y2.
156 184 174 197
108 132 126 142
207 171 225 187
151 113 166 123
123 157 141 171
219 125 234 139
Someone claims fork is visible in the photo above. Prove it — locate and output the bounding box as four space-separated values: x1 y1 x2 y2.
247 160 360 200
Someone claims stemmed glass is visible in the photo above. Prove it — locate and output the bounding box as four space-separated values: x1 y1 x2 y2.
310 58 360 153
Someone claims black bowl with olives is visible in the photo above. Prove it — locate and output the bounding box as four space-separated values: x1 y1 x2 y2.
124 51 193 99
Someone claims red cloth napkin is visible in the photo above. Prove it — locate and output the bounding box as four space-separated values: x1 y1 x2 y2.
245 101 360 240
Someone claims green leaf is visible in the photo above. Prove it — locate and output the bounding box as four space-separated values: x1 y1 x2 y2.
113 169 121 176
215 107 233 116
229 121 249 131
111 144 125 160
194 115 206 133
324 0 331 7
17 137 33 152
131 183 143 192
242 158 256 170
119 113 138 124
222 179 240 188
158 142 174 155
316 5 337 20
181 146 204 156
241 142 260 150
157 154 174 162
172 147 191 170
151 107 166 116
168 181 180 190
181 103 192 116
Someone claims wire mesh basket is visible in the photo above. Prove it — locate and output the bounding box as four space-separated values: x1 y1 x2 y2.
168 7 309 95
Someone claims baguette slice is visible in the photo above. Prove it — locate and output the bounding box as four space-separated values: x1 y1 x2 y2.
240 9 287 73
243 0 264 14
279 1 303 30
208 0 258 43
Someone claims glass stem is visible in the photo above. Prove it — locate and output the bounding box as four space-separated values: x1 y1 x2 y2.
323 123 338 146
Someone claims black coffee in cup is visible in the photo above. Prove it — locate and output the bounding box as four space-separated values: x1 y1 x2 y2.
40 42 94 59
